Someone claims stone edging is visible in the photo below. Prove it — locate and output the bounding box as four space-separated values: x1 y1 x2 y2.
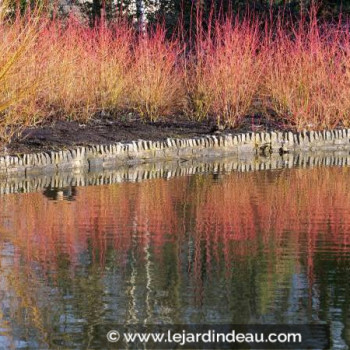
0 129 350 176
1 151 349 195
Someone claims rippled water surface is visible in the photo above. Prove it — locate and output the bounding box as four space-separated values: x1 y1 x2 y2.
0 162 350 349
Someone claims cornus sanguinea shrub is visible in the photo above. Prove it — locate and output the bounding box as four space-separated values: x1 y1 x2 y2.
1 4 350 147
262 15 350 130
128 27 185 122
185 17 261 128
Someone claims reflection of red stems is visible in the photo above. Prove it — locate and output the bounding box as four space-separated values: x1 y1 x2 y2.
1 168 350 282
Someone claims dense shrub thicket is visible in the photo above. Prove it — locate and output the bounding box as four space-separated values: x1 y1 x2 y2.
1 1 350 146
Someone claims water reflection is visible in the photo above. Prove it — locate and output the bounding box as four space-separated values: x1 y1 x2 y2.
43 187 77 201
0 161 349 348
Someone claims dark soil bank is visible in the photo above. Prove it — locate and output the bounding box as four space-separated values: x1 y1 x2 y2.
4 114 278 156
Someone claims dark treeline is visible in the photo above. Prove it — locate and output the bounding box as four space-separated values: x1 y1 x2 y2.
153 0 350 30
7 1 350 28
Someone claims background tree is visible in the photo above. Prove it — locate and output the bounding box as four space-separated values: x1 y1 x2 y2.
4 0 350 27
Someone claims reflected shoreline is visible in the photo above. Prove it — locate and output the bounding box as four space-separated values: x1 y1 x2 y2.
1 150 350 195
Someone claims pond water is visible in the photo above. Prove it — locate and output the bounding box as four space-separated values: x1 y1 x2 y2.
0 156 349 349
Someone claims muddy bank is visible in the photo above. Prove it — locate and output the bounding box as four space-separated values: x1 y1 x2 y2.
4 114 278 156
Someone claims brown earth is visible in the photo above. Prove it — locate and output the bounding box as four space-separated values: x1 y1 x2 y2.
3 114 280 156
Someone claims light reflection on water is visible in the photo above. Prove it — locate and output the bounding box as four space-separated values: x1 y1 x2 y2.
0 163 349 349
